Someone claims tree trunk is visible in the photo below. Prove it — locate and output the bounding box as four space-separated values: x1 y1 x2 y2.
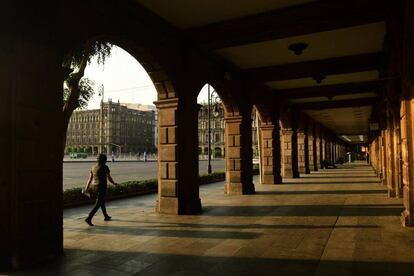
62 41 92 156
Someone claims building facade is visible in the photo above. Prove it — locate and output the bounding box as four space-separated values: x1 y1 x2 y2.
66 100 156 156
198 103 259 158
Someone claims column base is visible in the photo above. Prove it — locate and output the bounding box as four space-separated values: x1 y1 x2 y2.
293 171 300 178
180 197 202 215
397 188 404 198
283 169 294 178
225 182 255 195
157 197 202 215
388 188 397 198
401 209 413 227
157 197 179 214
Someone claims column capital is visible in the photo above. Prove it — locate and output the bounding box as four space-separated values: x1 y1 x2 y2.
282 128 294 135
154 98 179 109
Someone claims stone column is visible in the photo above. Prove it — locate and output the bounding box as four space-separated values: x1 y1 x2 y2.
386 110 397 197
325 136 331 165
313 124 319 171
374 136 381 176
297 129 307 175
259 115 282 184
307 122 315 172
392 115 403 198
1 23 63 270
282 128 299 178
224 110 255 194
381 129 388 185
400 97 414 226
155 96 201 215
320 133 325 169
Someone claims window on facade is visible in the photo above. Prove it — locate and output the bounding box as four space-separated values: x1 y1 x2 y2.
215 133 220 143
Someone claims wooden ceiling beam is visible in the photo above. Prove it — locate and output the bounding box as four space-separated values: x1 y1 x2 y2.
277 80 383 99
243 53 383 82
293 97 376 110
185 0 403 49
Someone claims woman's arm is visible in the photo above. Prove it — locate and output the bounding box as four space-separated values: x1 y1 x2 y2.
84 172 93 190
107 172 118 186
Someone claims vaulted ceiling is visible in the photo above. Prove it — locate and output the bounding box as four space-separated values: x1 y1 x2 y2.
136 0 403 144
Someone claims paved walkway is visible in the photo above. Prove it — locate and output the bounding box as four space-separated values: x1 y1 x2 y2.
16 162 414 275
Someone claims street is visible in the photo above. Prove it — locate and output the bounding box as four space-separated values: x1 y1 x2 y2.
63 159 224 190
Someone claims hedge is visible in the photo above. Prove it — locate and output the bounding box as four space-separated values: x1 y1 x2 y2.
63 165 260 208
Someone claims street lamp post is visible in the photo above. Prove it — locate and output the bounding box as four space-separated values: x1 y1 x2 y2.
207 84 220 174
98 84 105 154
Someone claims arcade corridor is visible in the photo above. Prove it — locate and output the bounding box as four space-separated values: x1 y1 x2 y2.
3 0 414 271
19 162 414 275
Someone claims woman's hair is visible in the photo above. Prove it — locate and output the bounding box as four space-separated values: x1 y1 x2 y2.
97 154 107 164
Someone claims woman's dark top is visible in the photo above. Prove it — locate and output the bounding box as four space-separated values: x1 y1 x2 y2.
91 164 110 192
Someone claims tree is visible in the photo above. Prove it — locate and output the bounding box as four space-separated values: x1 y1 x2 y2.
62 40 112 154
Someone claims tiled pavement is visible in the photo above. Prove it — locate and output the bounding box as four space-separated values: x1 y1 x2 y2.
15 162 414 275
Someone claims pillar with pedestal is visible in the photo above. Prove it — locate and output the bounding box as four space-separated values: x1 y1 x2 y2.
313 124 320 171
259 114 282 184
392 115 403 198
307 122 314 173
326 136 330 165
320 133 325 169
380 129 388 185
385 109 398 197
400 96 414 226
282 128 299 178
224 108 255 194
297 129 307 175
155 91 201 215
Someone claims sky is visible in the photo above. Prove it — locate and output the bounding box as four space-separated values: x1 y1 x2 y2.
83 46 211 109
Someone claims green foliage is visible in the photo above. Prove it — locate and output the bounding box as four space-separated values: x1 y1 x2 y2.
63 77 95 109
63 41 112 69
63 179 158 207
199 171 225 184
62 41 113 109
63 168 260 207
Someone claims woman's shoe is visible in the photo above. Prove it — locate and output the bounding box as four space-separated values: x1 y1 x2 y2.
85 217 94 226
104 216 112 221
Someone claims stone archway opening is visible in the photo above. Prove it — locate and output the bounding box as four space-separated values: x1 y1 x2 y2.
196 83 225 176
63 44 159 194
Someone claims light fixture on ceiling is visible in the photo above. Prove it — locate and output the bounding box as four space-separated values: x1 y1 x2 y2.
341 135 352 142
359 135 364 142
288 42 308 55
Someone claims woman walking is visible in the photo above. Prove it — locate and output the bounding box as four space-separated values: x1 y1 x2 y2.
83 154 119 226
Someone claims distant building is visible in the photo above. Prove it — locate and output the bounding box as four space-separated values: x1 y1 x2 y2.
65 100 156 156
198 103 259 157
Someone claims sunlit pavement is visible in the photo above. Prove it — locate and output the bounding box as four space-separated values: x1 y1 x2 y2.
17 162 414 275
